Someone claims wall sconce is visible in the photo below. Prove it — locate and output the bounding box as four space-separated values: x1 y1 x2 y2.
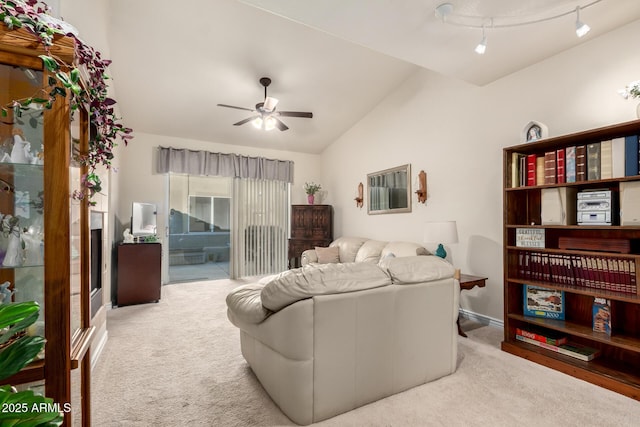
415 170 427 204
355 182 363 208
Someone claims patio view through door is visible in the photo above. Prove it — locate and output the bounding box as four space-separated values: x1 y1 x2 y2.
169 174 232 282
168 173 289 283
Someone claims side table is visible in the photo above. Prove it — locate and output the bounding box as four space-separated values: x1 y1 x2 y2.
457 273 488 337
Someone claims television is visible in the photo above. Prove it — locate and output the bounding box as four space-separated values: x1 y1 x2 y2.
131 202 157 236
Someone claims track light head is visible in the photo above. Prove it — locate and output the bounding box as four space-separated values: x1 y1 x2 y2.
575 7 590 37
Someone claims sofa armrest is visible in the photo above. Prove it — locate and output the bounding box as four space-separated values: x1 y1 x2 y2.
301 249 318 265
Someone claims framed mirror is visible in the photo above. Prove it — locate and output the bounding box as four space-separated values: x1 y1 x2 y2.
367 164 411 214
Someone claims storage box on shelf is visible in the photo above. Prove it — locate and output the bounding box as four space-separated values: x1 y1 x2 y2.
503 119 640 401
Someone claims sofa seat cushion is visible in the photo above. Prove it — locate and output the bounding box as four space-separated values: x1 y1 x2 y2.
378 255 454 284
226 283 273 324
261 262 392 312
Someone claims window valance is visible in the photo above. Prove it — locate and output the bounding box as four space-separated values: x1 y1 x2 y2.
157 146 294 183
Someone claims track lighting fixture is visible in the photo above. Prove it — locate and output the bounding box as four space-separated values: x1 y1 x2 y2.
575 6 591 38
435 1 599 53
475 26 487 55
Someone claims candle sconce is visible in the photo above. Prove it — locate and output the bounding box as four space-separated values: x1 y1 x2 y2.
355 182 363 208
415 170 427 204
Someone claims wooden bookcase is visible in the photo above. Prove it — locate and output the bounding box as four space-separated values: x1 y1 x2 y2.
502 119 640 401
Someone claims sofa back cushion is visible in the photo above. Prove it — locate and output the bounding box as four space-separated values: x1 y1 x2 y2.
380 241 429 258
261 262 391 311
378 255 454 284
329 237 369 262
354 239 388 263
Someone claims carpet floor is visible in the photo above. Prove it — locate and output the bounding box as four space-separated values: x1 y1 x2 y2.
92 279 640 426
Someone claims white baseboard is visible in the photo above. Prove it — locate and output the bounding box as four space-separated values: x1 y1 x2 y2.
91 330 108 370
459 308 503 329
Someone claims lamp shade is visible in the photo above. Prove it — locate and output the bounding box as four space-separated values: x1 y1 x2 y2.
423 221 459 245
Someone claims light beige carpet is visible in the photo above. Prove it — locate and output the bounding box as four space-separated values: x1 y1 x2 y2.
92 279 640 426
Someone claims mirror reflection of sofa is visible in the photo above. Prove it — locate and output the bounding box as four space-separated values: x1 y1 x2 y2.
169 209 230 265
226 237 459 425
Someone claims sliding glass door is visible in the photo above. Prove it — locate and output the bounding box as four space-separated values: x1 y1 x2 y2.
168 174 232 282
168 174 289 282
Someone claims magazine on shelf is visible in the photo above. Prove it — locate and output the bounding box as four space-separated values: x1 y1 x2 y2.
523 285 565 320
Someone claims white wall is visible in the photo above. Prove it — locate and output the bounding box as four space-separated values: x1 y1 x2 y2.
116 132 322 283
321 20 640 323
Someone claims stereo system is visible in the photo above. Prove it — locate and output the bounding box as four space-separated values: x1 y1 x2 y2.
577 190 616 225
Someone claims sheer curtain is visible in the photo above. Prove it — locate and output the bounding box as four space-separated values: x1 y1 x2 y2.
157 147 292 279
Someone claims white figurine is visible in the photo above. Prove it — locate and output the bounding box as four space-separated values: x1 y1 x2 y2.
10 129 29 163
123 228 134 244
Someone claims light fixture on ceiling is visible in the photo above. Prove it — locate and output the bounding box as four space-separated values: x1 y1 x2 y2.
575 6 591 37
435 1 599 53
475 25 487 55
252 115 277 131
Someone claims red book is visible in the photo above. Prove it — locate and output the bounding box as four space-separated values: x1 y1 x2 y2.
556 148 565 183
527 154 537 186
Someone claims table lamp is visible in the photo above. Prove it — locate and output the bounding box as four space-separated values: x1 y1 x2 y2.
423 221 459 259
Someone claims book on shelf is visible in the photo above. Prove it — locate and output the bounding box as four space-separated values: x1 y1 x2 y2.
611 137 625 178
544 151 556 184
565 146 576 183
556 148 565 184
515 335 601 361
527 154 537 186
511 152 524 188
624 134 639 176
523 285 565 320
587 142 601 180
515 326 568 346
517 250 638 295
519 156 527 187
536 156 545 186
600 139 612 180
592 297 612 336
576 145 587 182
515 228 545 248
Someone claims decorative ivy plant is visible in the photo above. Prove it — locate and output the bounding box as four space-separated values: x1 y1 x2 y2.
0 0 132 203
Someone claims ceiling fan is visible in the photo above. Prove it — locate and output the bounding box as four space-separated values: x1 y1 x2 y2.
217 77 313 131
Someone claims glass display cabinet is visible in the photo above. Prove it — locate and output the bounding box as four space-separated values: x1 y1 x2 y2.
0 26 94 425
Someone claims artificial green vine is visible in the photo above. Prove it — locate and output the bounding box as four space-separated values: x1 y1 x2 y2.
0 0 132 203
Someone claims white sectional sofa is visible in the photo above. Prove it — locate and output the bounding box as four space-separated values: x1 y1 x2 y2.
226 237 459 425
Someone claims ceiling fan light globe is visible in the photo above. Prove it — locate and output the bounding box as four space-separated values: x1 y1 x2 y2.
252 117 263 129
264 116 277 131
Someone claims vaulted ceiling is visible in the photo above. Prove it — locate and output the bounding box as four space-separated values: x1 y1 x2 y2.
106 0 640 154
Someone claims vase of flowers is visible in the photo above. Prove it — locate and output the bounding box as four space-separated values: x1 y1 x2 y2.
618 80 640 118
304 182 321 205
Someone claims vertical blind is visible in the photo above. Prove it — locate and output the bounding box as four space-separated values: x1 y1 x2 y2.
231 178 289 278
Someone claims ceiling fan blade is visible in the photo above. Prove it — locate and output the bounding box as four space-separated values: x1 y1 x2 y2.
273 117 289 131
276 111 313 118
217 103 255 112
233 115 260 126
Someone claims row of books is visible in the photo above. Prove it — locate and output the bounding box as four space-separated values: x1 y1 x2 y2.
510 135 640 187
515 327 600 361
517 251 638 294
